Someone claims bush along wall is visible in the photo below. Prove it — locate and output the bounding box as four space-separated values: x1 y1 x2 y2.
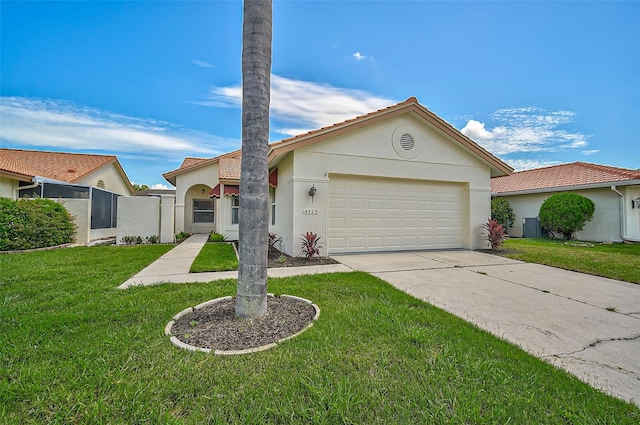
0 197 76 251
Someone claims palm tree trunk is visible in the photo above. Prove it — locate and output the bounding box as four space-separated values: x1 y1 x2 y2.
236 0 272 319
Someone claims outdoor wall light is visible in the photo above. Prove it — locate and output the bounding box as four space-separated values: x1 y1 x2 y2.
201 188 206 194
633 196 640 209
309 184 317 203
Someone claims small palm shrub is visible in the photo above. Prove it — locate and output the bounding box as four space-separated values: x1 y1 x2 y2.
482 218 507 250
268 232 281 249
208 232 227 242
175 231 192 243
300 232 322 259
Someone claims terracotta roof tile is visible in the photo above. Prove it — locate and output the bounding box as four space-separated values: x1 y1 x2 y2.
179 157 209 169
0 148 117 183
219 156 241 180
491 162 640 194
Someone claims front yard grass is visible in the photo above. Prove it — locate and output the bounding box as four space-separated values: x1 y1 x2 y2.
190 242 238 273
500 238 640 284
1 245 638 423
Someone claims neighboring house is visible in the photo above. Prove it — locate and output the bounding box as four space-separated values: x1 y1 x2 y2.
0 148 135 243
164 97 513 256
135 188 176 197
491 162 640 242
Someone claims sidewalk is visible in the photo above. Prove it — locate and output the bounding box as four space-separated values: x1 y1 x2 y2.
118 234 350 289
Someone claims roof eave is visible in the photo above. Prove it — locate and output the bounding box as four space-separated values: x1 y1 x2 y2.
0 170 34 182
267 99 513 176
493 179 640 196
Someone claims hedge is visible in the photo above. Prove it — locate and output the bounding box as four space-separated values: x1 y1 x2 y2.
0 197 76 251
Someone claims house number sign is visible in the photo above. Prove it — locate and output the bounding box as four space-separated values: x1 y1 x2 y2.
303 209 318 215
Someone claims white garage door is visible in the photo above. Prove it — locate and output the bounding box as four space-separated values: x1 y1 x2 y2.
328 175 464 253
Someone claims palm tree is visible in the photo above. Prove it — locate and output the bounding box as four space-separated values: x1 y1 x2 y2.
236 0 272 318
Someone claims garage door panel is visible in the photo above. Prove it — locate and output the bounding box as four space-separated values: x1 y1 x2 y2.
329 175 464 253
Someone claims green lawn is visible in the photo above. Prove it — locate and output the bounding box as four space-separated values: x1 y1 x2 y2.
501 238 640 284
190 242 238 273
1 246 638 423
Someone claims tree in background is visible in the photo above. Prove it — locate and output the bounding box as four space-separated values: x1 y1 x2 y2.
491 197 515 231
539 193 595 240
236 0 272 319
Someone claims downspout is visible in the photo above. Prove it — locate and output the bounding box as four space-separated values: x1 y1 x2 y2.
11 177 41 200
611 186 640 242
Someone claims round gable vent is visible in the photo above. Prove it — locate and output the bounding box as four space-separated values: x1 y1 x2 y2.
392 126 419 159
399 133 414 151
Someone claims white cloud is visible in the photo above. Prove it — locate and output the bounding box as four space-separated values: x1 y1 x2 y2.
353 51 366 61
460 107 589 156
507 159 562 171
192 59 214 68
581 149 600 155
0 97 237 159
151 183 172 190
199 74 395 136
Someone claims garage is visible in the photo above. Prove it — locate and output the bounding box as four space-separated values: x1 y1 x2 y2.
328 174 464 253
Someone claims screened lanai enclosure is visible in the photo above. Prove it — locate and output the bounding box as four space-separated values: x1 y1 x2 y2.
18 180 120 241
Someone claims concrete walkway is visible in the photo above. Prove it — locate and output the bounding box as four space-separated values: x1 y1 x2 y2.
117 234 350 289
333 251 640 407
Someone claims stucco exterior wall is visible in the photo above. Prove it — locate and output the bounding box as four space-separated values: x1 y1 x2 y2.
272 154 295 255
58 199 90 244
280 114 491 252
117 197 161 243
79 163 132 195
0 176 19 199
174 162 219 234
500 187 637 242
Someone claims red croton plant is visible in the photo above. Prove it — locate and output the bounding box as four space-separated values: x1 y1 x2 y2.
482 218 507 250
300 232 323 259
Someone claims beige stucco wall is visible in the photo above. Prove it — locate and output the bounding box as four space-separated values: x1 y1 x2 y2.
174 162 219 234
500 185 640 242
58 199 90 244
116 196 161 244
78 163 132 195
273 114 492 254
0 176 18 198
271 154 295 255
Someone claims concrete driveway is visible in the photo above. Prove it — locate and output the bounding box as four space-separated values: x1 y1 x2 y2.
332 250 640 406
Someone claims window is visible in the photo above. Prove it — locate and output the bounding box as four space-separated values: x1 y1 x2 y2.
231 196 239 225
270 187 276 226
193 199 214 223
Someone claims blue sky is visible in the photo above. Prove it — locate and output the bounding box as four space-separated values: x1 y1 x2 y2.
1 1 638 189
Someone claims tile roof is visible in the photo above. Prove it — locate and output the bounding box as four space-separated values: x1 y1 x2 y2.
219 156 241 180
179 157 209 169
163 97 514 185
491 162 640 194
0 148 118 183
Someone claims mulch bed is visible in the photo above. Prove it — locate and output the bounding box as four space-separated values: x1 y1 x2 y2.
171 296 316 351
240 242 339 268
169 243 331 352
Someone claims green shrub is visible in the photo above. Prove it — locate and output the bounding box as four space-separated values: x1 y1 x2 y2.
0 197 76 251
491 197 515 230
208 232 227 242
175 231 192 243
539 193 595 240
